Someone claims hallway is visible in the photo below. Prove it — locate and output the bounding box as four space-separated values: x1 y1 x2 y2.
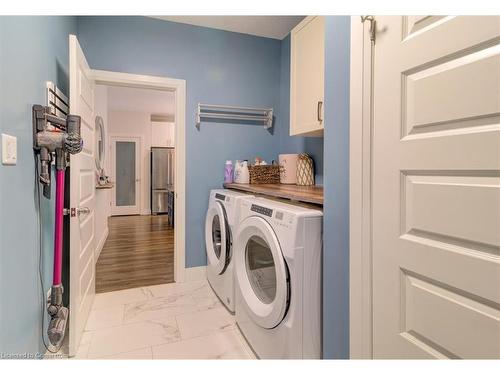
96 215 174 293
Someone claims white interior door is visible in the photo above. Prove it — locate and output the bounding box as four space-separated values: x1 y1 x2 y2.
371 16 500 359
69 35 96 356
111 136 141 216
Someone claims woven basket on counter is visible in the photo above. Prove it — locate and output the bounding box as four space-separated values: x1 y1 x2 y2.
247 165 281 184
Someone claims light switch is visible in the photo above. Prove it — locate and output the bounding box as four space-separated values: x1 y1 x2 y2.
2 134 17 165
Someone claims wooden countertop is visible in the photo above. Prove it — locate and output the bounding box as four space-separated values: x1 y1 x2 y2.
223 183 323 205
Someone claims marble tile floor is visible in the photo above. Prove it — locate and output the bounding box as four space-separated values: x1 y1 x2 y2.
73 279 256 359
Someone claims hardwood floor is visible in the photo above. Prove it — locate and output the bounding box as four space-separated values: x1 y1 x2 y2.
96 215 174 293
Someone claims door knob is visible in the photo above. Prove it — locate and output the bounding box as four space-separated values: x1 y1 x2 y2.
77 207 91 217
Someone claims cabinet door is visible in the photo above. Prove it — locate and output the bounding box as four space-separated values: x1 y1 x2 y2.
151 121 175 147
290 16 325 137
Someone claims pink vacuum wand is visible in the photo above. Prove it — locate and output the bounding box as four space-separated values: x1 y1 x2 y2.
53 169 65 286
33 105 82 347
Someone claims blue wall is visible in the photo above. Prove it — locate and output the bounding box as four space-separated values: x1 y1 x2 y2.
0 16 77 355
77 16 283 267
322 16 351 359
276 35 324 184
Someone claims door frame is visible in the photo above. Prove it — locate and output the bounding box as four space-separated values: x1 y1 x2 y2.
91 69 187 282
349 16 374 359
109 135 142 216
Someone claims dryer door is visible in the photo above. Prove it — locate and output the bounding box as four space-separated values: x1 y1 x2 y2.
235 216 289 329
205 201 230 275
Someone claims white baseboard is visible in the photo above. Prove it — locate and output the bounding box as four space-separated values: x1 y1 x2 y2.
141 209 152 216
184 266 207 282
95 227 109 261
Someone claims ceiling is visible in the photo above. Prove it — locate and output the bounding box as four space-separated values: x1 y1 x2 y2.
153 16 305 40
106 85 175 119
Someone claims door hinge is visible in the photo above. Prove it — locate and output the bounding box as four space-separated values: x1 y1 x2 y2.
361 15 376 44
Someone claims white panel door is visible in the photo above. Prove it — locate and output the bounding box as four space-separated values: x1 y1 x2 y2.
110 136 141 216
69 35 96 357
372 16 500 359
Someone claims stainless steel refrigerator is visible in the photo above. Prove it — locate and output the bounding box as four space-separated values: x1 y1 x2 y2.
151 147 175 215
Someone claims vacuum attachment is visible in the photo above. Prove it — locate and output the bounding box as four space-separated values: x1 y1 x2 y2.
47 284 68 348
48 306 68 348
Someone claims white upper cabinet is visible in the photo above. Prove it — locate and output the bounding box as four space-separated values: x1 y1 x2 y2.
151 121 175 147
290 16 325 137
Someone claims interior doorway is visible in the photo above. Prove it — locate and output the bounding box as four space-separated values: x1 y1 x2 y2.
93 83 178 293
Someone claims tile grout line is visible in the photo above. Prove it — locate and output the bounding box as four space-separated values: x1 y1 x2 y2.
89 347 146 360
92 284 209 312
85 309 216 335
92 345 155 360
84 313 227 337
82 322 248 359
149 329 252 360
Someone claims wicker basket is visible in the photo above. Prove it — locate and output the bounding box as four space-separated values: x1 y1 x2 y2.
248 165 281 184
296 153 315 186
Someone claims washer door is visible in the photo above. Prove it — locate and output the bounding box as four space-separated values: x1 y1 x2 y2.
205 201 231 275
235 216 289 329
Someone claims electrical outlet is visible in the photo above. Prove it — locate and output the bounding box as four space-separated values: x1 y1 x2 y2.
1 133 17 165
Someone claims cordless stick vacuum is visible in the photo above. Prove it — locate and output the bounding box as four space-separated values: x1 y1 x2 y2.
33 105 83 348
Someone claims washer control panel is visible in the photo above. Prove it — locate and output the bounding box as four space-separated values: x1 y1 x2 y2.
250 204 273 217
215 193 226 201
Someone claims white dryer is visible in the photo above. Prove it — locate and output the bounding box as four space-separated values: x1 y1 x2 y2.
234 197 323 359
205 189 253 313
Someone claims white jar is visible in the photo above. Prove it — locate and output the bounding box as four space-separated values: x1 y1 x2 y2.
279 154 298 184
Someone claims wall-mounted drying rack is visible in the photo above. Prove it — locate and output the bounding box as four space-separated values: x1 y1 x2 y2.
47 81 69 119
196 103 273 129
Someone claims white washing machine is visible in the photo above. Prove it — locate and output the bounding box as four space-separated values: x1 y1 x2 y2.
234 197 323 359
205 189 253 313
